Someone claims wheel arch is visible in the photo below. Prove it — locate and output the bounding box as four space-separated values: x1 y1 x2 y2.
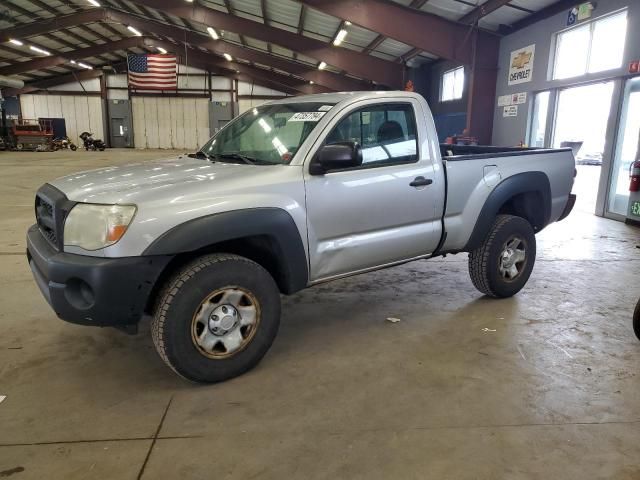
143 208 309 299
464 171 551 252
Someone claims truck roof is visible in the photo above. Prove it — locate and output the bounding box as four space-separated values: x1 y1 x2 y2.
266 91 423 107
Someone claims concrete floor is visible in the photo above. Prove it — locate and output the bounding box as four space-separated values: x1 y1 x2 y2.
1 149 639 479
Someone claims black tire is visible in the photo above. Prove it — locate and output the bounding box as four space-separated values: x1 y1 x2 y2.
151 253 281 383
633 297 640 341
468 214 536 298
70 144 77 151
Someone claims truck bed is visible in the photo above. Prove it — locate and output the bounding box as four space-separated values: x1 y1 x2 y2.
439 146 576 253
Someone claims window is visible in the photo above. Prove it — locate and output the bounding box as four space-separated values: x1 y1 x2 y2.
201 102 334 164
441 66 464 102
528 91 550 148
553 10 627 80
325 103 418 166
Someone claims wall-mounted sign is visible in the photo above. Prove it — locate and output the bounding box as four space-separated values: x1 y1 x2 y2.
508 44 535 86
577 2 594 21
512 92 527 104
498 95 511 107
568 2 594 26
497 92 527 108
503 106 518 117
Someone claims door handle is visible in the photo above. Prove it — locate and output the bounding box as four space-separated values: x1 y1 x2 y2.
409 176 433 187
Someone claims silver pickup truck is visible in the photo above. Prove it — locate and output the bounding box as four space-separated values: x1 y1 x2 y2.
27 91 576 382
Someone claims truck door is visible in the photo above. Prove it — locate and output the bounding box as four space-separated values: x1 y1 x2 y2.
303 99 444 281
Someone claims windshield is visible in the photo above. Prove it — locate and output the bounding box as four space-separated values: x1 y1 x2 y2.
199 102 335 165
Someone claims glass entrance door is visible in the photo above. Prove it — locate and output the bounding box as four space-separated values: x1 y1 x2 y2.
607 77 640 217
552 81 615 214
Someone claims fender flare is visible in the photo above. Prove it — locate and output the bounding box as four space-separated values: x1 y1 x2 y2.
464 171 551 252
142 208 308 294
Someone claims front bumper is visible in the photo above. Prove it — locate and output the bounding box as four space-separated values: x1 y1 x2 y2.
27 224 172 327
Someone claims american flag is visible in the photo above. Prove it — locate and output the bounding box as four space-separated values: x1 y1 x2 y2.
127 54 177 90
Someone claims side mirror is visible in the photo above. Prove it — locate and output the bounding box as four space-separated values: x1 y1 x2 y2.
310 142 363 175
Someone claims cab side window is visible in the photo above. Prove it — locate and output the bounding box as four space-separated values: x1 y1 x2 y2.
325 103 418 166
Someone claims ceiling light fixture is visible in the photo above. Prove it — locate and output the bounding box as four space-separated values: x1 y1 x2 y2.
309 80 314 84
157 47 167 54
223 53 232 61
87 0 100 6
78 62 93 70
127 25 142 36
9 39 23 46
333 29 347 46
29 45 51 55
318 61 327 70
207 27 219 40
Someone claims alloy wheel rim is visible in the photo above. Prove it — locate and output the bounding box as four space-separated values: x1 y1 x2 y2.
498 236 527 281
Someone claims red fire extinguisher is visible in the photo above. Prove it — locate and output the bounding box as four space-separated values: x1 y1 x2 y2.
630 160 640 192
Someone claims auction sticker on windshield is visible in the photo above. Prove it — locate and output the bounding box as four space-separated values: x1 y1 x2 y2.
289 112 326 122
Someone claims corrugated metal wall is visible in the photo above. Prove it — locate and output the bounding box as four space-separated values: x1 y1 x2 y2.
19 94 104 144
131 96 210 149
238 83 288 114
17 71 288 149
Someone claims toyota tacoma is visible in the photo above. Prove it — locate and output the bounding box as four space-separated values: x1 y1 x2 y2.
27 92 576 382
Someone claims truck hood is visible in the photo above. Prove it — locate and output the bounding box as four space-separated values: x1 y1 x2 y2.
48 155 266 204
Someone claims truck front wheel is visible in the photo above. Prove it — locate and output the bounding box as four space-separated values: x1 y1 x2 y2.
468 214 536 298
151 253 281 383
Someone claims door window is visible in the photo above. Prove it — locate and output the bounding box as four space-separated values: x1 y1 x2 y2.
325 103 418 166
607 78 640 216
528 91 550 148
111 118 124 137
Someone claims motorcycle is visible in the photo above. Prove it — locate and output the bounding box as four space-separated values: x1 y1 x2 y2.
50 136 77 151
79 131 106 151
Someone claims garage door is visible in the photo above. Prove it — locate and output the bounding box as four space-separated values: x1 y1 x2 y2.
20 94 104 145
132 96 210 150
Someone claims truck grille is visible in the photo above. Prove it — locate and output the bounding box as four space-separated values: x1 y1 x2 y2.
34 184 75 251
35 196 57 246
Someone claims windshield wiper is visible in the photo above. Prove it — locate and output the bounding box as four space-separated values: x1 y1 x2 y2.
215 153 257 165
187 150 216 162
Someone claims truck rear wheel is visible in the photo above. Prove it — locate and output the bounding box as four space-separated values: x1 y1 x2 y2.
151 253 281 383
468 214 536 298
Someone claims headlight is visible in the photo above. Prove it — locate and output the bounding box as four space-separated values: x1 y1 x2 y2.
64 204 137 251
